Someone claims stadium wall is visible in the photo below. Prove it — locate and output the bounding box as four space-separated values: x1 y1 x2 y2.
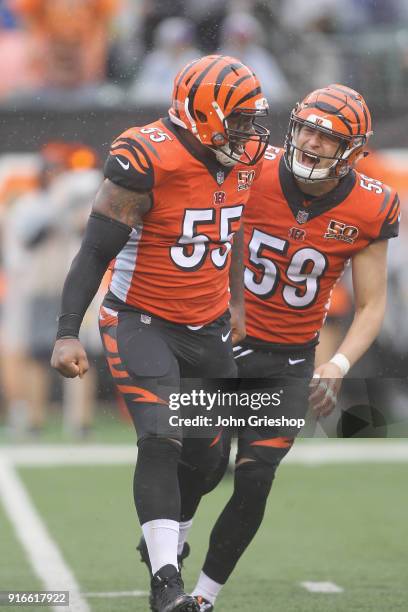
1 106 408 156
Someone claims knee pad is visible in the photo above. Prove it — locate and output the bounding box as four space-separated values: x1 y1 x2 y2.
234 460 277 506
181 433 230 475
237 433 295 467
137 436 182 465
201 452 230 495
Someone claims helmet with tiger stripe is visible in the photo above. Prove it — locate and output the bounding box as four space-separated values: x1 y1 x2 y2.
169 54 269 166
285 84 373 182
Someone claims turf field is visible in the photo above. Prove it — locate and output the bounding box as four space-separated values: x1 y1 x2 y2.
1 439 407 611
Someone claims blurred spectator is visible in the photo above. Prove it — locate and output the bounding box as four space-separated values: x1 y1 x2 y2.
10 0 119 103
278 0 344 93
0 0 17 27
0 0 40 99
0 143 103 438
140 0 185 52
106 0 144 84
129 17 200 105
279 0 340 32
184 0 229 52
339 0 404 32
219 12 293 104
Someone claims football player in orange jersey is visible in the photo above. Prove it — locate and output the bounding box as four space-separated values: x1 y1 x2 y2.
50 55 269 612
191 85 400 610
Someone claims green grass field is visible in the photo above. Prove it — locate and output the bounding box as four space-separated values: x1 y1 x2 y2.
1 446 407 611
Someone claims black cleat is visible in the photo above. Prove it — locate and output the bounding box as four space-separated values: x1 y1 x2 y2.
137 535 191 575
194 596 214 611
150 564 199 612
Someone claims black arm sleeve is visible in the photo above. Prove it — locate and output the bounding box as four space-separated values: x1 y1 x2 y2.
56 212 132 339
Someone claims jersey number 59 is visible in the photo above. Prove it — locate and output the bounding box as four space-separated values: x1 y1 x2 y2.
245 228 328 308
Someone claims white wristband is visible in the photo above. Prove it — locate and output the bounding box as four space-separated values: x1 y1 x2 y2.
329 353 350 376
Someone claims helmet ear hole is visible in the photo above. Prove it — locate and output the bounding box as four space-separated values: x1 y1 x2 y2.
196 110 207 122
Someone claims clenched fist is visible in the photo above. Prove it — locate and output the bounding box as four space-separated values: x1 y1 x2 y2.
51 338 89 378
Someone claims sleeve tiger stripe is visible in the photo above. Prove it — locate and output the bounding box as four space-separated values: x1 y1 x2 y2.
104 134 155 192
377 192 400 240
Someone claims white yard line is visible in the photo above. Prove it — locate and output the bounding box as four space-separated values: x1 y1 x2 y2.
1 440 408 467
285 440 408 465
83 590 148 598
300 581 344 593
0 458 91 612
0 439 405 610
0 444 137 466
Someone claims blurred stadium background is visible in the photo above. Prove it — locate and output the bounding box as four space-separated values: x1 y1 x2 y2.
0 1 407 610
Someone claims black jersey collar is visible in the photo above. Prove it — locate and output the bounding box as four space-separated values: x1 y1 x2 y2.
278 156 356 224
161 117 235 185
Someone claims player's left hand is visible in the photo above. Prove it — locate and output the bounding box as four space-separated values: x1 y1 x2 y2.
229 301 246 345
309 362 344 417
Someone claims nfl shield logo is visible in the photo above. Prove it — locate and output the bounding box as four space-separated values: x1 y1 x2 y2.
216 170 225 185
296 210 309 224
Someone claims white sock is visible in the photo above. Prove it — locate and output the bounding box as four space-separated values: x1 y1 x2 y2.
192 571 223 605
142 519 179 575
178 519 193 556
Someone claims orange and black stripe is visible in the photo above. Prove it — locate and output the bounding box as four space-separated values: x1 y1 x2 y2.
223 74 252 108
384 193 400 225
302 84 370 137
187 56 226 120
250 436 294 449
110 136 153 176
329 84 370 135
117 384 168 405
173 58 201 118
101 330 168 406
378 191 400 239
174 55 262 120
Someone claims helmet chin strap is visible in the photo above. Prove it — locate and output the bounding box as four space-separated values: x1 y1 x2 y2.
290 134 341 181
292 156 334 181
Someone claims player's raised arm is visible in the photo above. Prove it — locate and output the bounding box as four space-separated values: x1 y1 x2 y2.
51 180 151 378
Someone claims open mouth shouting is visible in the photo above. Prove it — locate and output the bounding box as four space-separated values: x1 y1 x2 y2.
299 151 321 167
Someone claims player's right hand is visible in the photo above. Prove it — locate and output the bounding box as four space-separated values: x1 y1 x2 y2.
50 338 89 379
309 362 343 417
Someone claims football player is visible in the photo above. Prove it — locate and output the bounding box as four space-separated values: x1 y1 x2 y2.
190 84 400 609
50 55 269 612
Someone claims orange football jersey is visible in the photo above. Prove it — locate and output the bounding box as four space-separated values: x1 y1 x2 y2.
104 118 261 325
244 147 400 347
